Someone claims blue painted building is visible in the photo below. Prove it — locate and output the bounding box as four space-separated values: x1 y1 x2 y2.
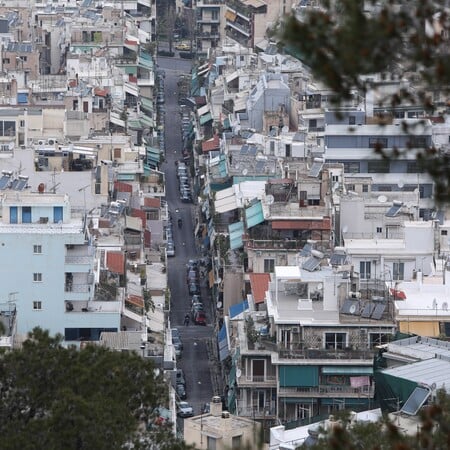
0 190 120 343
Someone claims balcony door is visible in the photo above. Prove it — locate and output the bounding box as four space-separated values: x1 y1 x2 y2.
252 359 265 382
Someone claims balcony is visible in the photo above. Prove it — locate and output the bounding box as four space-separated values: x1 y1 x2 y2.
278 384 374 398
237 374 277 387
65 255 92 272
226 20 250 37
236 403 277 418
277 347 374 362
245 239 303 250
65 300 121 314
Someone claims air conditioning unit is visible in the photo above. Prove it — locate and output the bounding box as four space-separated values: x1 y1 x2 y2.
47 138 57 146
37 139 45 146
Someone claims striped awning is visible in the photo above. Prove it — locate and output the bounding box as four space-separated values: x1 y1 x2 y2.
245 200 264 228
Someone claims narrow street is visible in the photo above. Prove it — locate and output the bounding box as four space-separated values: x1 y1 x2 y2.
157 57 217 418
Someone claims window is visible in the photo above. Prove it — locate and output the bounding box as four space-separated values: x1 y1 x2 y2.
349 115 356 125
232 436 242 450
343 162 360 173
360 261 371 279
33 301 42 310
368 160 390 173
114 148 121 159
252 359 265 382
332 175 339 182
393 262 405 280
362 184 369 193
409 137 427 147
22 206 31 223
442 230 448 236
269 140 275 155
406 161 425 173
33 244 42 254
347 184 355 191
376 227 382 233
285 144 291 157
368 138 388 148
369 332 390 348
19 120 25 128
324 332 346 349
264 259 275 273
2 58 10 64
33 273 42 282
207 436 217 450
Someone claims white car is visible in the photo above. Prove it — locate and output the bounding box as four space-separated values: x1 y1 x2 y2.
177 401 194 418
166 242 175 257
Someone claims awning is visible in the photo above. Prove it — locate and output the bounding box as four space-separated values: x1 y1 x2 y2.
322 366 373 375
199 112 213 125
17 93 28 104
117 174 135 181
245 200 264 228
140 115 154 128
126 295 144 308
229 221 244 250
127 119 142 129
140 96 154 113
125 215 142 231
225 10 237 21
197 104 210 117
209 270 215 288
215 186 237 214
271 218 331 230
218 323 229 361
229 299 249 319
249 273 271 304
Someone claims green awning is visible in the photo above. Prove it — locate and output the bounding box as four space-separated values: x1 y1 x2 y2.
245 200 264 228
229 221 244 250
140 114 154 128
279 366 319 387
322 366 373 375
321 398 371 406
223 118 231 129
127 119 142 129
147 154 160 164
140 96 154 113
280 398 318 404
146 146 160 155
138 52 154 70
199 112 213 125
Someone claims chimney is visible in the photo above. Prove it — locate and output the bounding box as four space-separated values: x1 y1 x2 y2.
210 396 222 417
221 411 232 434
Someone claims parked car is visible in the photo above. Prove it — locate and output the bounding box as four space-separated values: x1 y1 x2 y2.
193 311 207 326
177 401 194 418
181 193 192 203
176 369 186 386
171 327 180 340
191 303 204 317
188 282 200 295
175 42 191 51
173 340 182 358
186 270 199 283
173 335 183 351
190 294 202 304
186 260 198 271
166 242 175 257
176 383 187 400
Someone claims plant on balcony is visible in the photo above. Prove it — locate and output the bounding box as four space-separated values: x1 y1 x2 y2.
143 288 154 313
246 316 259 345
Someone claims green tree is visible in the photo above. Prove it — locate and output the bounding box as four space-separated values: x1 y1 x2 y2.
0 328 191 450
280 0 450 202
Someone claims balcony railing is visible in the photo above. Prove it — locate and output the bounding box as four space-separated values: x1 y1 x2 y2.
278 347 374 361
65 284 90 293
279 385 374 397
238 375 276 384
236 403 277 418
245 239 303 250
65 256 91 265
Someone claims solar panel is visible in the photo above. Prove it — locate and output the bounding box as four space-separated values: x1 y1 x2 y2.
248 145 257 156
0 175 10 190
361 303 376 318
340 300 360 315
302 256 321 272
330 253 347 266
309 161 323 178
300 243 312 256
385 201 403 217
371 303 386 320
240 144 248 155
13 179 27 191
401 386 431 415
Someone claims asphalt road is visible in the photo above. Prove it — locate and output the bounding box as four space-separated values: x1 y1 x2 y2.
158 57 215 419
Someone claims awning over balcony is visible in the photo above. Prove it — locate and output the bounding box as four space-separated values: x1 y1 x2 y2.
225 9 237 21
140 114 154 128
229 299 248 319
126 294 144 308
215 186 237 213
322 366 373 375
279 366 319 387
229 221 244 250
199 112 213 125
271 218 331 230
140 96 153 113
245 200 264 228
218 323 229 361
249 273 271 304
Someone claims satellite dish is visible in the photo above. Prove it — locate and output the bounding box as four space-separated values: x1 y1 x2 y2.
349 304 357 314
342 225 349 233
242 168 248 176
398 181 404 189
216 301 223 309
377 195 388 203
266 194 275 205
317 283 323 291
236 369 242 378
443 302 448 311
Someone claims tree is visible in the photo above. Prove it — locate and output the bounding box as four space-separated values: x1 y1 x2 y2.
0 328 191 450
298 389 450 450
280 0 450 202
